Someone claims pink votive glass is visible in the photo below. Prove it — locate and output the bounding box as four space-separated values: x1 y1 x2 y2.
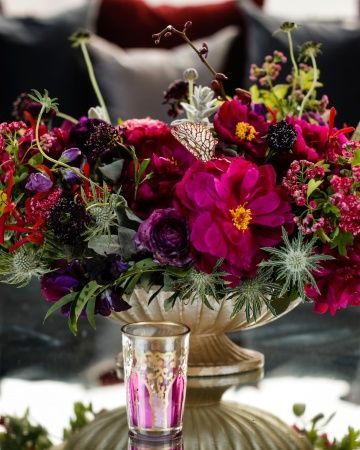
122 322 190 440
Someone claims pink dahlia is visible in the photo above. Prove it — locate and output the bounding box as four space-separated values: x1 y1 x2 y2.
306 242 360 315
174 157 293 279
120 118 194 219
214 99 269 161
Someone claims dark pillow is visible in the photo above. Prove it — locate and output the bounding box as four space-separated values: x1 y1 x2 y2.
96 0 259 49
0 3 99 122
228 1 360 126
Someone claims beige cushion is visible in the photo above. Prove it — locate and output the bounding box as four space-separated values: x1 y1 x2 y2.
89 26 240 122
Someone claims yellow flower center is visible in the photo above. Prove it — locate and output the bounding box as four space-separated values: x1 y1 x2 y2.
235 122 256 141
229 204 252 231
170 156 178 166
0 190 8 216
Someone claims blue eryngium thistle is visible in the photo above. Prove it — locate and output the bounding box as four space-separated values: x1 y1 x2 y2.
228 273 278 322
0 247 48 287
259 228 333 300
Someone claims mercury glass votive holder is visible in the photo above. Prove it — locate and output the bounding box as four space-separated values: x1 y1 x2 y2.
122 321 190 439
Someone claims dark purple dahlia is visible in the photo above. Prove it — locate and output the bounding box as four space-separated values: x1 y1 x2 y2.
84 254 128 285
95 288 131 316
70 117 120 164
135 208 192 267
46 195 91 246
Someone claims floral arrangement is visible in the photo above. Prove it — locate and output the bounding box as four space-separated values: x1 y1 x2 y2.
0 23 358 334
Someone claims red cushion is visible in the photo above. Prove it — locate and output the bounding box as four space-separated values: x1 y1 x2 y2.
97 0 262 49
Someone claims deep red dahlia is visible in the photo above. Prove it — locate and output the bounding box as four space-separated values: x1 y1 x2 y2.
120 118 194 219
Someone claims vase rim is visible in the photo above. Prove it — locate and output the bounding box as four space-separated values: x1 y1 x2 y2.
121 321 191 339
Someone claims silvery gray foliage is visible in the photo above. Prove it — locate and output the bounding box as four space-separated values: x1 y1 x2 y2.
88 106 109 122
175 86 219 124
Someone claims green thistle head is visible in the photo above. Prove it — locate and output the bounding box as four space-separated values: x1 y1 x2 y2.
259 228 333 300
0 247 48 287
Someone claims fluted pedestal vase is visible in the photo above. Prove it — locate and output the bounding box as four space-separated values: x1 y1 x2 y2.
59 372 311 450
112 287 300 377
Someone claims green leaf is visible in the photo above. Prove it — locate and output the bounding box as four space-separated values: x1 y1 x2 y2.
351 149 360 166
75 281 100 324
88 235 121 256
138 158 151 178
249 84 260 102
307 178 323 198
99 160 124 183
117 226 138 260
68 300 78 336
164 293 178 311
273 84 289 99
293 403 306 417
148 285 163 305
124 273 141 296
331 231 354 256
86 296 96 330
271 291 292 315
135 258 158 270
43 292 77 323
28 152 44 167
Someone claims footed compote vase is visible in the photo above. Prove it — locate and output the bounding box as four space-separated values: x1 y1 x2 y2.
111 287 300 377
58 371 311 450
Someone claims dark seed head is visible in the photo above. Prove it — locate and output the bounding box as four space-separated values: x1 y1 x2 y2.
267 120 297 153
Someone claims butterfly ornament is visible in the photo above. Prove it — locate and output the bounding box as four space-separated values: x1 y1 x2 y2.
171 122 218 162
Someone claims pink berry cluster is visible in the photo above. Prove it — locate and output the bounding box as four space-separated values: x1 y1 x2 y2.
249 50 287 87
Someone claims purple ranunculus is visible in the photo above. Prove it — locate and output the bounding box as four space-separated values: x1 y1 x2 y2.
95 288 131 316
25 172 53 193
60 147 81 163
135 208 192 267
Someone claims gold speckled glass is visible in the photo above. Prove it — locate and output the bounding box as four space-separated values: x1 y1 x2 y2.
122 322 190 439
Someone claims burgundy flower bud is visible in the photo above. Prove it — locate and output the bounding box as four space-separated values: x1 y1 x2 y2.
235 88 252 105
25 172 53 193
211 80 221 93
199 42 209 58
164 32 172 38
135 208 192 267
183 21 192 31
60 147 81 163
215 73 228 81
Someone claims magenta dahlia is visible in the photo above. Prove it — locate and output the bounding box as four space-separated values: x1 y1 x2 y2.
306 242 360 315
174 157 293 279
214 99 269 161
287 116 348 162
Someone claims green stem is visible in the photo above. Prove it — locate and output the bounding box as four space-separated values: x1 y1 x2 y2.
188 79 194 107
35 105 104 191
298 54 318 118
80 42 111 124
57 111 78 124
287 31 299 86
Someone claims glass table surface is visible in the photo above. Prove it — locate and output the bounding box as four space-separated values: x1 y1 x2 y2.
1 281 359 448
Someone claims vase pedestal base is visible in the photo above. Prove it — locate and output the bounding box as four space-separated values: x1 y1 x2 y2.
187 333 264 377
61 402 311 450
